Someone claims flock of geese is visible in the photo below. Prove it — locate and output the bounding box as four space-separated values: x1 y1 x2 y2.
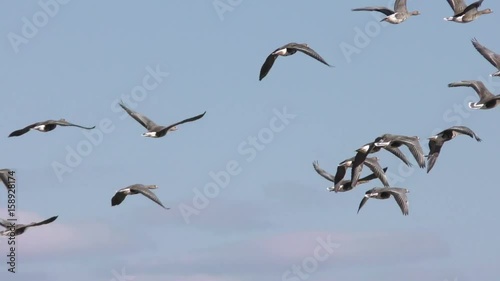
0 0 499 236
0 102 206 236
308 0 497 216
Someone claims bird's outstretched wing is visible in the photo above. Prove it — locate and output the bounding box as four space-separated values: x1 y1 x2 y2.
130 185 169 209
119 101 159 130
352 6 395 16
55 119 95 130
290 43 332 67
447 0 467 14
388 188 409 215
448 80 495 101
24 216 58 228
8 122 44 137
312 161 335 182
162 111 206 133
259 54 279 81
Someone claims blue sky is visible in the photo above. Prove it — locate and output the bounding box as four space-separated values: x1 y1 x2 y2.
1 1 499 280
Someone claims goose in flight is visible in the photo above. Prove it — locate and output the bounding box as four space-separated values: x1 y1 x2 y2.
352 0 420 24
372 134 426 168
351 134 425 187
357 187 409 216
448 80 500 109
444 0 492 23
426 126 482 173
259 42 331 80
111 184 169 209
471 38 500 77
333 157 390 187
312 161 388 193
8 119 95 137
0 216 58 236
119 101 206 138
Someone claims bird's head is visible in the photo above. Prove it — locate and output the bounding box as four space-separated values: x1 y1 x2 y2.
169 126 178 132
411 10 421 16
482 8 493 15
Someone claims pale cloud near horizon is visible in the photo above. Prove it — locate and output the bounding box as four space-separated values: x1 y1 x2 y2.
124 230 450 278
0 209 154 261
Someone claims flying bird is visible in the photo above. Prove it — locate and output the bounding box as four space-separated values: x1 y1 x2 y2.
372 134 426 168
333 157 390 188
313 161 388 193
352 0 420 24
8 119 95 137
471 38 500 77
119 101 206 138
351 134 425 187
448 80 500 109
357 187 409 215
444 0 492 23
426 126 482 173
0 216 58 236
259 42 331 80
111 184 169 209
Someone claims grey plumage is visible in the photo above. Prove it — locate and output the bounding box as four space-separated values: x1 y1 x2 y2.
259 42 331 80
357 187 409 215
471 38 500 77
334 156 390 189
8 119 95 137
444 0 492 23
111 184 169 209
448 80 500 109
119 101 206 138
313 161 388 192
426 126 482 173
352 0 420 24
351 134 425 187
0 216 58 236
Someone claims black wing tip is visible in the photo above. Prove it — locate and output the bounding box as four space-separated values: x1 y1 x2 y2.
48 215 59 221
8 131 24 137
